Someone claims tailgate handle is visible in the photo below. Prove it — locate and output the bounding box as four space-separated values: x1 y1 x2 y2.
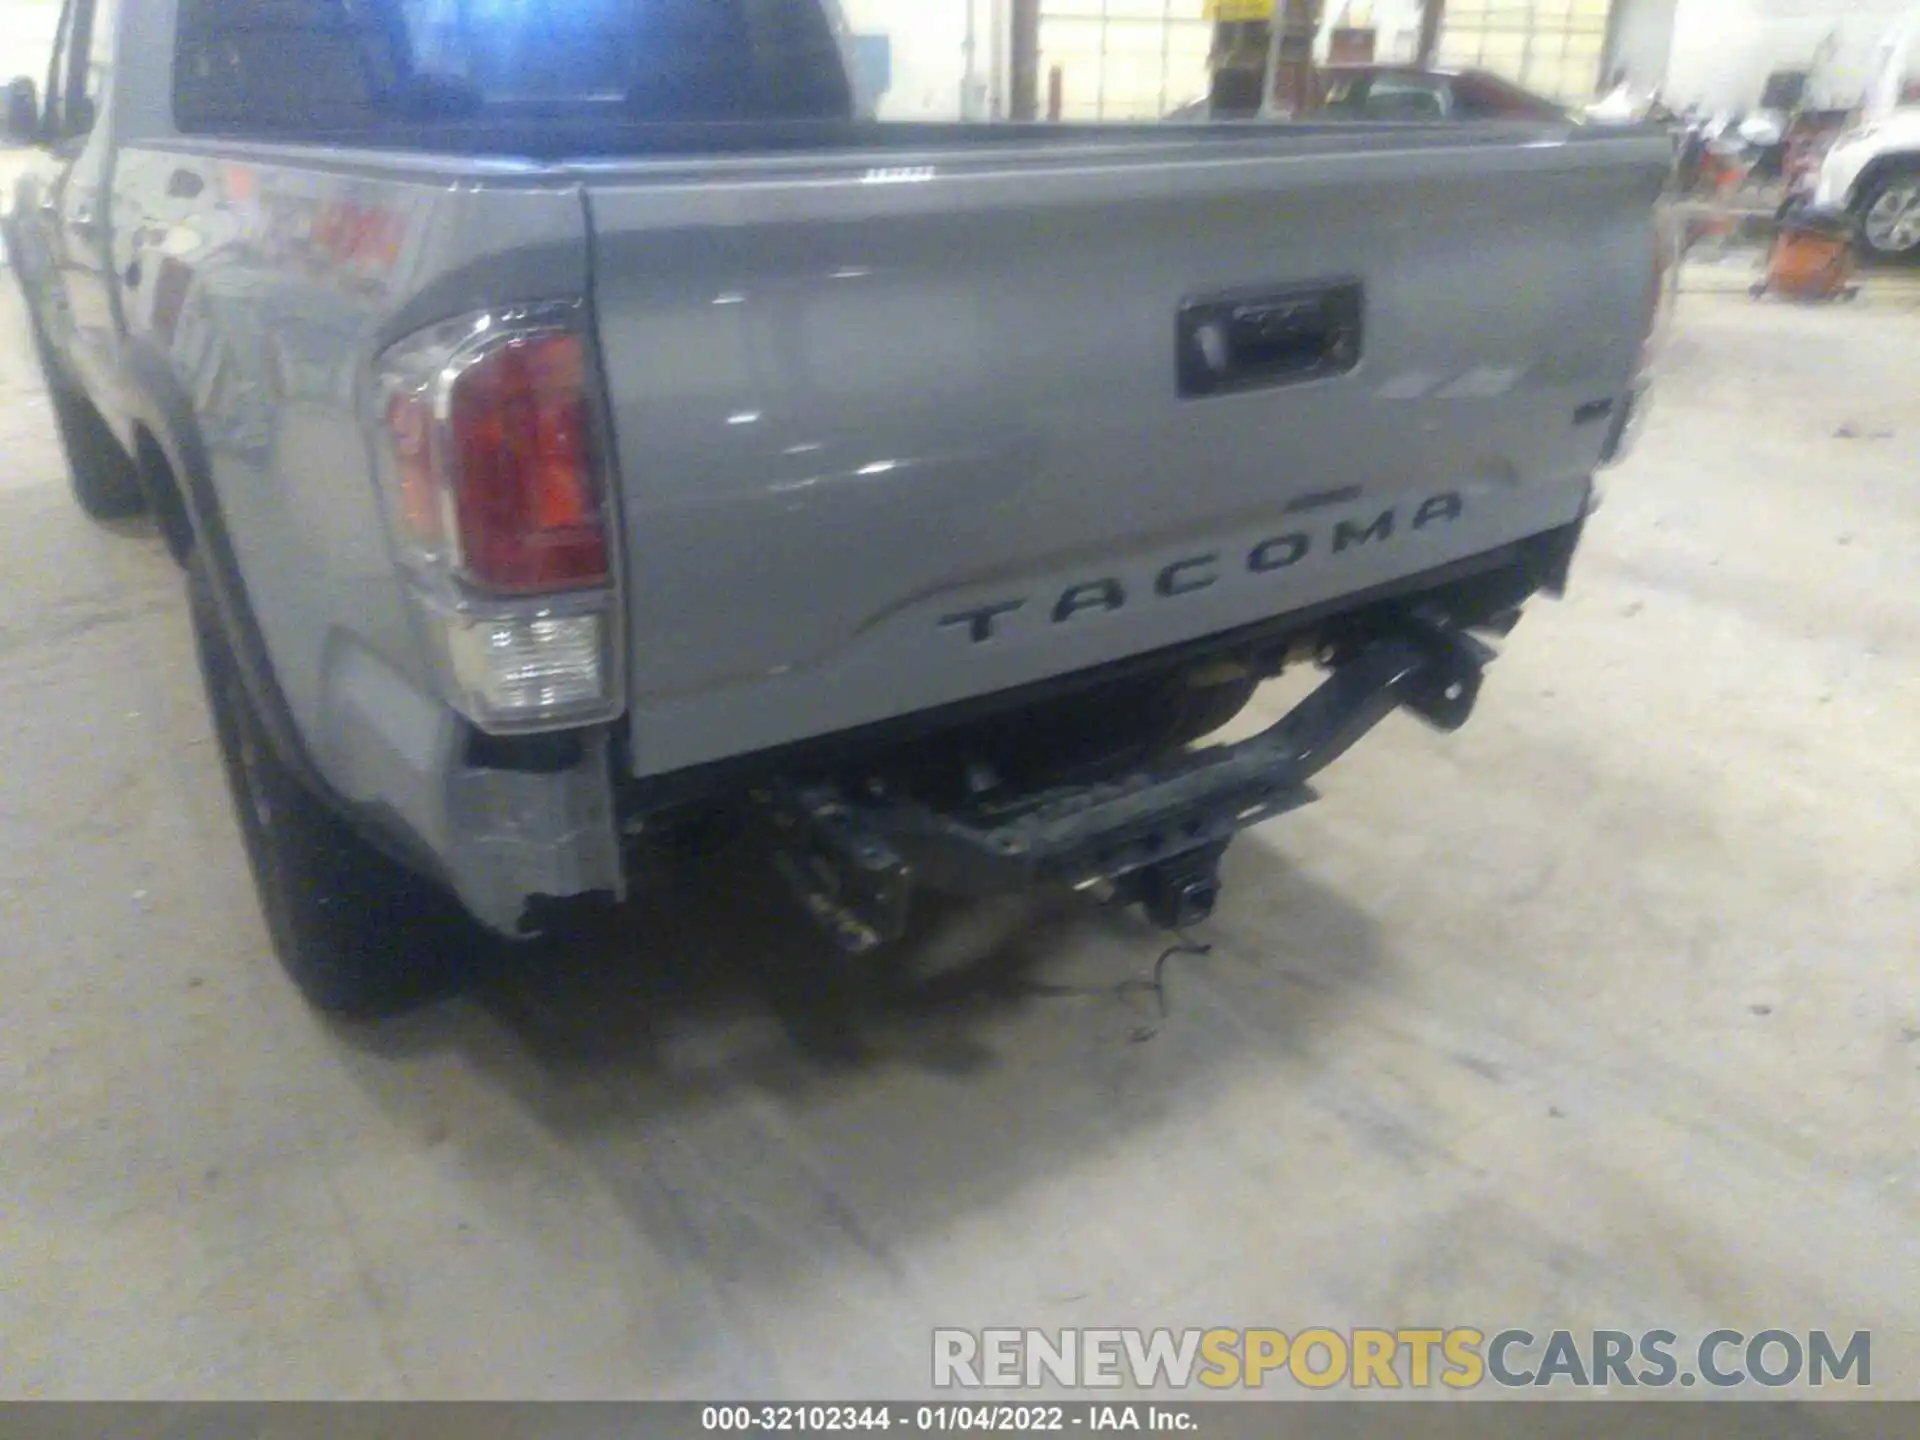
1178 281 1362 398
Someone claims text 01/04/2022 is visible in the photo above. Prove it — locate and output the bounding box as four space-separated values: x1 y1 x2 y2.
701 1405 1198 1432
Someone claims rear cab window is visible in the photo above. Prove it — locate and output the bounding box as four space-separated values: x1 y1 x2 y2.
171 0 855 137
164 0 1576 156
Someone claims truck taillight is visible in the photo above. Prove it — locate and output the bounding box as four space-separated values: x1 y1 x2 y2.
449 333 609 593
374 305 622 735
381 327 607 593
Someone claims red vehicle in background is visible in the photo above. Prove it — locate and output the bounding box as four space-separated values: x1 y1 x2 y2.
1311 64 1571 121
1166 64 1570 123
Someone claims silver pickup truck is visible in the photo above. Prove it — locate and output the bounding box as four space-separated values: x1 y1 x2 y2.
5 0 1674 1014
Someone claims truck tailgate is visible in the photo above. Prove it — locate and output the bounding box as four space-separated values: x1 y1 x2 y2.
582 127 1670 777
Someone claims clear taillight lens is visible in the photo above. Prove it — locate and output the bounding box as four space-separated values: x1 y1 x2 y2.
446 614 609 720
374 305 621 734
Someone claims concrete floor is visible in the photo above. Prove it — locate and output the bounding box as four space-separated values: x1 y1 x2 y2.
0 265 1916 1402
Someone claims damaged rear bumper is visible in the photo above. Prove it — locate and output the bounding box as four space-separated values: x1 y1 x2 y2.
410 514 1585 942
733 511 1590 950
754 609 1500 952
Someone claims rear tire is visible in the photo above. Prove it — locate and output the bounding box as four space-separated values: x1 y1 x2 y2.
30 321 146 520
189 557 497 1017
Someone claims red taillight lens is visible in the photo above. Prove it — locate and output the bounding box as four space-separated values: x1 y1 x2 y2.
447 333 608 594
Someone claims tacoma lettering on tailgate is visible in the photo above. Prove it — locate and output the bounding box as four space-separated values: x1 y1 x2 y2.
939 491 1465 645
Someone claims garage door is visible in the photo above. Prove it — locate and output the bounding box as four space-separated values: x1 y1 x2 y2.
1039 0 1216 119
1437 0 1613 106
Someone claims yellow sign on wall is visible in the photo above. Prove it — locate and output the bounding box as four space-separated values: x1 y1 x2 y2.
1204 0 1275 19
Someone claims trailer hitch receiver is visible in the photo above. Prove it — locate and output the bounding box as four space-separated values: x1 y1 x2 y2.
1122 842 1230 931
757 606 1497 952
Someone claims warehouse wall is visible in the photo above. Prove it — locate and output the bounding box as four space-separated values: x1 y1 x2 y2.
1659 0 1912 111
1038 1 1212 121
1327 0 1428 63
838 0 1225 122
840 0 978 118
1436 0 1614 104
1607 0 1681 91
2 0 61 91
0 0 57 209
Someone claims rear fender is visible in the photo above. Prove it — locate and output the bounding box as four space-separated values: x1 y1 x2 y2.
118 335 338 806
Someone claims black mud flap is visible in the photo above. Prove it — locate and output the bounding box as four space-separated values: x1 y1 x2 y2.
757 612 1496 953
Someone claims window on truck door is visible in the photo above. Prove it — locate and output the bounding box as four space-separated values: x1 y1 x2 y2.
171 0 854 137
83 0 117 128
40 0 115 142
42 0 84 142
1356 76 1451 121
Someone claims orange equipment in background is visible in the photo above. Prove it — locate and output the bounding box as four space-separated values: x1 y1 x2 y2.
1752 207 1859 303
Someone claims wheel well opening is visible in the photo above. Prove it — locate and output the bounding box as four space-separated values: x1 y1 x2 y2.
135 428 194 565
1857 155 1920 203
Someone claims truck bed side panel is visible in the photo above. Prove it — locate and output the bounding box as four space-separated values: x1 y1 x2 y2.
110 142 589 849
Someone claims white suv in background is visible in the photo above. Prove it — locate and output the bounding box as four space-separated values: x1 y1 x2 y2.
1815 12 1920 258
